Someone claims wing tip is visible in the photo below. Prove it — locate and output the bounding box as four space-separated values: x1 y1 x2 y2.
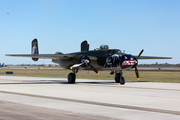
5 54 11 56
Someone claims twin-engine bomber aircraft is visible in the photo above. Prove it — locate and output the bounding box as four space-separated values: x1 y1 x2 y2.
6 39 172 85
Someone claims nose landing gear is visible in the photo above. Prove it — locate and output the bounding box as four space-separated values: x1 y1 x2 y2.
115 71 125 85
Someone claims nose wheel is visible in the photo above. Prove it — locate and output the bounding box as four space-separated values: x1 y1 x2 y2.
115 73 120 83
120 76 125 85
115 71 125 85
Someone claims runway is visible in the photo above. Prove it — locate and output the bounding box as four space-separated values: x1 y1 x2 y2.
0 76 180 120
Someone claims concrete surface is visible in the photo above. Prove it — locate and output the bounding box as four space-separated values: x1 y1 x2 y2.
0 76 180 120
0 100 115 120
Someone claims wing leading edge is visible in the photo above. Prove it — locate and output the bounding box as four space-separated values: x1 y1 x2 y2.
6 54 74 60
136 56 172 59
6 54 97 61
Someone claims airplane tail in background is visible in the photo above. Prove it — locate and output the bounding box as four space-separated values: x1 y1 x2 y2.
0 63 5 67
31 38 39 61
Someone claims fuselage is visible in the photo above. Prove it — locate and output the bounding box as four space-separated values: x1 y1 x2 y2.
52 49 136 71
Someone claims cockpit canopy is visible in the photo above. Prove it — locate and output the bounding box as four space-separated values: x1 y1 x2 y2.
100 45 109 50
94 45 122 55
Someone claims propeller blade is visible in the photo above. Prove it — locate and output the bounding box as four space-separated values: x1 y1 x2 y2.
70 59 89 69
70 63 83 69
89 64 99 74
137 48 144 58
135 66 139 80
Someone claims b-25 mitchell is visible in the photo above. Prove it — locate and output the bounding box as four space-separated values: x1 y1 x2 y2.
6 39 172 85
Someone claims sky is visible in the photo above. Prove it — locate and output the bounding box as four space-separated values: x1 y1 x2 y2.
0 0 180 65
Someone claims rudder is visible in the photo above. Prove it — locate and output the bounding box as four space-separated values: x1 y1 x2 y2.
81 40 89 52
31 38 39 61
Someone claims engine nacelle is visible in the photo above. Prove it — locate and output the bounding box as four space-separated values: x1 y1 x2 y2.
79 55 90 68
59 60 74 69
32 58 39 61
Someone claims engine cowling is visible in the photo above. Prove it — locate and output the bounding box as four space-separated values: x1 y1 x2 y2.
79 55 90 68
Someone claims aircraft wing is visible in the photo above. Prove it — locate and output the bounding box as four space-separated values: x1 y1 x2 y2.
6 54 97 61
6 54 75 60
136 56 172 59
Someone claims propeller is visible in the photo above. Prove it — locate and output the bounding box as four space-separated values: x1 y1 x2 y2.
135 66 139 80
70 41 99 74
70 59 89 70
137 48 144 59
89 64 99 74
134 48 144 80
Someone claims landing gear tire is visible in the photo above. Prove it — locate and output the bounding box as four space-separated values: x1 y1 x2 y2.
68 73 76 84
115 73 120 83
120 77 125 85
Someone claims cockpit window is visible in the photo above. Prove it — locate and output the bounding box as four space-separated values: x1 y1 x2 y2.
108 50 122 55
112 50 121 54
114 50 121 54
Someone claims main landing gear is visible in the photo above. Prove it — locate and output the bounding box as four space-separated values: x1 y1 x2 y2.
68 69 78 84
68 69 125 85
115 71 125 85
68 73 76 84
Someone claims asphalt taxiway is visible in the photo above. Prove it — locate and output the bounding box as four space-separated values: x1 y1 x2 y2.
0 76 180 120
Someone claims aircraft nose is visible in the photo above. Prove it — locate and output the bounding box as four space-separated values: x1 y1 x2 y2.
132 56 138 66
120 55 137 67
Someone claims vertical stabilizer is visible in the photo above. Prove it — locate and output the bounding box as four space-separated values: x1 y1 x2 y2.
31 38 39 61
81 40 89 52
